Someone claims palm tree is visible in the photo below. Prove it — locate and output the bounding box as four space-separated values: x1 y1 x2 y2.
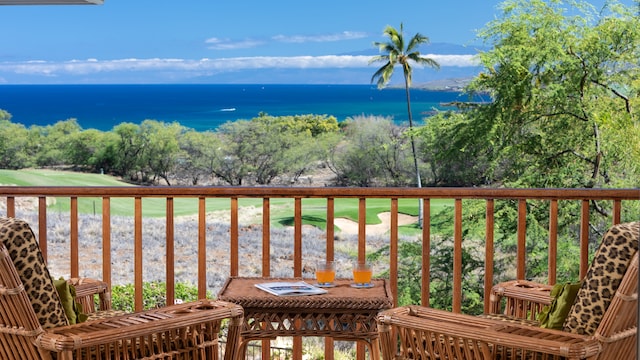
370 23 439 226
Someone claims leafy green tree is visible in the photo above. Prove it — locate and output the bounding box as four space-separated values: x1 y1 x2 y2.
328 116 413 186
0 114 34 169
92 131 120 175
370 23 440 222
65 129 108 170
213 115 339 185
112 123 145 180
467 0 639 191
177 130 221 185
138 120 184 186
33 119 82 167
415 111 491 186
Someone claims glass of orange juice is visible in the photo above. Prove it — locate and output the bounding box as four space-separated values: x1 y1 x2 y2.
352 261 373 287
315 261 336 287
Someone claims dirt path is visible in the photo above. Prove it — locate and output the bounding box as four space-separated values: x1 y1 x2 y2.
334 212 418 235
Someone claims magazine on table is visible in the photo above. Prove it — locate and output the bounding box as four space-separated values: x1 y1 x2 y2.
255 281 328 296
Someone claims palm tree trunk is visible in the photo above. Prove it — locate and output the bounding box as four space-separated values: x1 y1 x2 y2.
404 78 423 227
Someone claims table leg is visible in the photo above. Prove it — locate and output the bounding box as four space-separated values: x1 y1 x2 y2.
377 322 394 360
369 338 381 360
225 316 243 360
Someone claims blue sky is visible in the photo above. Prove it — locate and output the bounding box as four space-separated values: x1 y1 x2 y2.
0 0 634 84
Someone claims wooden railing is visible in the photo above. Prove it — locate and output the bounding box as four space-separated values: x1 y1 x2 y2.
1 186 638 357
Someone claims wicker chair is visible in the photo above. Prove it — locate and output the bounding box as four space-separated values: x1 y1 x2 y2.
0 217 244 360
378 221 639 360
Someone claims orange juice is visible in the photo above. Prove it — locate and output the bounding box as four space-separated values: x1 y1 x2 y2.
352 263 372 285
315 268 335 284
315 261 335 285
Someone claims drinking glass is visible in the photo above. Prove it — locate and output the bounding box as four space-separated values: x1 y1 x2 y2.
315 261 336 287
352 261 372 287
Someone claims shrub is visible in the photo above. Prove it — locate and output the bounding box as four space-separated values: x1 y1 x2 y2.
111 281 210 312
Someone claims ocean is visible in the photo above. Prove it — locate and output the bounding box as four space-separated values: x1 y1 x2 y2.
0 84 473 132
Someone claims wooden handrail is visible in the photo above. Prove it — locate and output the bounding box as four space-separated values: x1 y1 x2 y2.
0 186 637 199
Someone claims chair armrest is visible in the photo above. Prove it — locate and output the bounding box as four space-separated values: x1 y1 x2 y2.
490 280 552 320
35 300 244 360
67 278 112 313
377 306 601 360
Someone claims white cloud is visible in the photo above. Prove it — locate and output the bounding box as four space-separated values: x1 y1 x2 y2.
205 37 265 50
272 31 368 43
426 54 480 67
0 54 479 78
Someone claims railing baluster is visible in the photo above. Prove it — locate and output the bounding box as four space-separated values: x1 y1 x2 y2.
71 196 79 278
326 198 334 262
358 198 366 261
453 199 463 313
38 196 47 261
517 199 527 280
134 197 143 311
166 197 175 306
484 199 494 314
6 196 15 217
231 197 239 276
548 199 558 285
198 197 208 295
262 198 270 277
580 200 590 279
422 198 430 307
102 197 111 288
613 199 621 224
294 197 302 277
390 198 398 308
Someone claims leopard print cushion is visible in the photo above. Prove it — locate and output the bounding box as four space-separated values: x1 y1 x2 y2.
563 221 639 335
0 217 69 329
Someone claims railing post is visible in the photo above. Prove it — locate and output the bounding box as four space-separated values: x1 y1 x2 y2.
484 199 494 314
102 197 111 288
421 198 430 307
548 199 558 285
262 197 271 277
580 200 590 279
166 197 175 306
70 196 78 278
517 199 527 280
390 198 398 308
453 199 462 313
198 197 208 296
134 197 143 311
38 196 47 261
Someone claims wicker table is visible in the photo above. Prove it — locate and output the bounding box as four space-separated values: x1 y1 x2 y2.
218 277 394 359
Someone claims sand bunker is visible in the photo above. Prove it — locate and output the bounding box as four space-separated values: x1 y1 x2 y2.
334 212 418 235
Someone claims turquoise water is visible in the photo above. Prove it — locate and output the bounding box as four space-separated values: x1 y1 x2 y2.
0 84 473 131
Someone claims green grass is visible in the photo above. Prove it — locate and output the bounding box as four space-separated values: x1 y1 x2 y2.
0 169 452 231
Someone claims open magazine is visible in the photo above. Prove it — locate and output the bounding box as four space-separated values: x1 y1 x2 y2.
255 281 328 296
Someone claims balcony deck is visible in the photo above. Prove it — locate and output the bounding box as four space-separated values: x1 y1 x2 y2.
1 186 638 359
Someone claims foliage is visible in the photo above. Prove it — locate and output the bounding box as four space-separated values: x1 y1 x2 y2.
0 117 34 169
464 0 640 190
212 114 341 185
409 0 640 283
370 234 485 315
328 116 414 186
175 130 220 185
111 281 209 312
415 111 491 186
